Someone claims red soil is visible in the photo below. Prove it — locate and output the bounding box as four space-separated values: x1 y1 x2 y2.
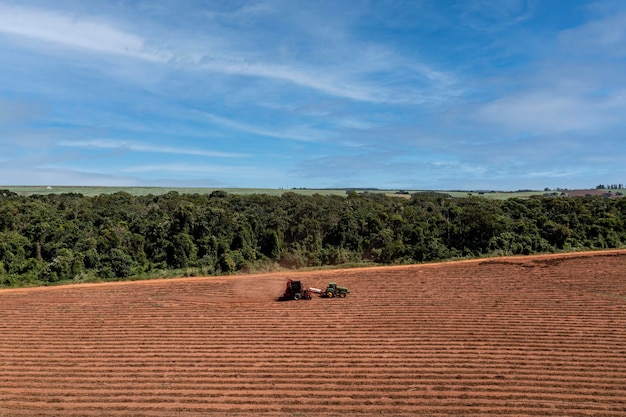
1 250 625 416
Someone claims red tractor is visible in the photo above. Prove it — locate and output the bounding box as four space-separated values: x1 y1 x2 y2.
278 279 313 301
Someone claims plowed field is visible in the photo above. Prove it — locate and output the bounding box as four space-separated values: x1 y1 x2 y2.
1 250 625 416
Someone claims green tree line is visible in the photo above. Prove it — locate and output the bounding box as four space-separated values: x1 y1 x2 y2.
1 190 625 287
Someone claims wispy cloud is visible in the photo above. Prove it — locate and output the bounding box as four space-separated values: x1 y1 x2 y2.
458 0 534 31
0 2 459 105
59 139 249 158
0 166 144 186
475 91 626 134
559 12 626 56
0 3 165 61
472 8 626 137
200 59 383 103
1 1 624 190
123 164 252 174
201 112 332 143
121 163 285 182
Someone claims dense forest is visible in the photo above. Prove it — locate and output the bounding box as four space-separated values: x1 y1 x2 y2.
1 190 625 287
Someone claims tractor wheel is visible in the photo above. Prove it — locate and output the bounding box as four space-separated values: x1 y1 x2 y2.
326 291 334 298
293 293 301 300
339 292 346 298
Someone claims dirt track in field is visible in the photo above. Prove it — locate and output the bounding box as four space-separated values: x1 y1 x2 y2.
1 250 625 416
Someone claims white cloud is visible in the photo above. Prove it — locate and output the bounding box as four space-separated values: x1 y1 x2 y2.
524 167 595 179
121 163 284 180
475 91 624 134
0 3 460 105
201 112 332 143
0 166 143 186
459 0 534 31
0 3 362 101
0 3 167 61
204 60 377 102
559 12 626 56
474 8 626 136
59 139 249 158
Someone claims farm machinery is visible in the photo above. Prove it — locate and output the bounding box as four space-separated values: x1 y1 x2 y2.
277 279 349 301
277 279 313 301
320 282 350 298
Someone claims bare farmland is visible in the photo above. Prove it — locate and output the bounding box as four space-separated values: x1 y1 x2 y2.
1 250 625 416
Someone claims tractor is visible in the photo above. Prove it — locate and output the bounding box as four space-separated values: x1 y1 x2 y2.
277 279 312 301
321 282 349 298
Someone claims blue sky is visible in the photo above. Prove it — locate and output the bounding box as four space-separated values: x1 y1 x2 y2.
1 0 625 190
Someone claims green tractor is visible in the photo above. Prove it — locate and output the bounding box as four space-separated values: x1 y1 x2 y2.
322 282 349 298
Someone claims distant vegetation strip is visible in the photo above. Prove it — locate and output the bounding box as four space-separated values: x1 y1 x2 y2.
1 185 550 199
1 189 625 288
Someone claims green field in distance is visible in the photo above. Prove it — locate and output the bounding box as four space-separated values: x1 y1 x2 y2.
1 186 547 199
